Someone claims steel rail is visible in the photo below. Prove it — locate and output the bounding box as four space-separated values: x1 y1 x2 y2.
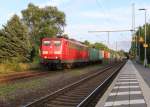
23 62 125 107
77 62 125 107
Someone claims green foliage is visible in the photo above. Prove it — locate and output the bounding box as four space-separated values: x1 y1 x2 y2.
0 15 31 62
83 40 90 46
83 40 110 51
0 3 66 65
21 3 66 46
62 34 69 39
117 50 126 57
130 23 150 63
93 42 109 51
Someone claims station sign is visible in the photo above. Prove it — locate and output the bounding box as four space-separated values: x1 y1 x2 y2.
143 43 148 48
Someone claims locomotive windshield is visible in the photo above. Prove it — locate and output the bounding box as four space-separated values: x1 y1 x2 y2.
54 41 61 46
43 41 51 46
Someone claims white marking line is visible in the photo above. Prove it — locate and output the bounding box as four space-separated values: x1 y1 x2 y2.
131 61 150 106
104 99 145 106
114 86 139 89
120 72 135 75
120 74 135 75
120 75 135 76
118 79 137 81
110 91 142 96
116 82 138 84
119 77 136 79
119 75 136 76
119 78 136 80
120 75 136 76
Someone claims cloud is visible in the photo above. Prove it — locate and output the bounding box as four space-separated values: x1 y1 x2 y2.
7 12 22 19
80 8 130 21
65 24 132 49
63 3 150 52
0 12 22 28
39 0 71 7
1 1 150 52
109 41 131 52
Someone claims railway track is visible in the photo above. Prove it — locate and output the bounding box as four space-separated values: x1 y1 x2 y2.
24 61 126 107
0 71 49 83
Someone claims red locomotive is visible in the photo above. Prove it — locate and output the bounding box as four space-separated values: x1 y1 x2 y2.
40 37 89 69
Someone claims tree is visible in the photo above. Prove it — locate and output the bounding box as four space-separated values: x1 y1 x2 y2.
118 50 126 57
130 23 150 63
62 34 69 39
0 15 31 62
21 3 66 46
83 40 90 46
93 42 109 50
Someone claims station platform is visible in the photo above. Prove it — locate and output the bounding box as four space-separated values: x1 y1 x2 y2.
96 60 150 107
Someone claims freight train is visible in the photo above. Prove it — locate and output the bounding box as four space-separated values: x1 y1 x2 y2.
40 37 112 69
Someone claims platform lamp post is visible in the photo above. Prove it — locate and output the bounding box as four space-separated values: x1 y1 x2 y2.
139 8 148 67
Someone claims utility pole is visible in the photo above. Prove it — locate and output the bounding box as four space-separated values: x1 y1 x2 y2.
144 10 147 67
139 8 148 67
107 32 110 44
116 41 117 51
132 3 136 60
88 29 133 47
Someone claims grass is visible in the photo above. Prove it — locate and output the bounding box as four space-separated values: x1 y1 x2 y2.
0 63 105 100
0 56 43 75
0 62 40 75
0 78 42 100
0 59 110 75
0 61 110 103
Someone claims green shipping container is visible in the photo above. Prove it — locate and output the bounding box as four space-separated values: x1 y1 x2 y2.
98 50 103 60
89 48 99 61
110 53 113 59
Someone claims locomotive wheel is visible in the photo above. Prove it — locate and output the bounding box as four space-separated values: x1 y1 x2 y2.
52 64 57 70
56 63 63 70
48 64 56 70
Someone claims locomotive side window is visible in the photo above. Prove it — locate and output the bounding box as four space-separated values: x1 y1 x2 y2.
43 41 51 46
54 41 61 46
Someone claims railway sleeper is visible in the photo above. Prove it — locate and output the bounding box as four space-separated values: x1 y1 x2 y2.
71 88 93 92
24 63 124 107
73 88 95 92
58 95 84 100
46 103 75 107
54 97 82 103
70 92 90 95
63 93 88 97
69 89 91 93
47 100 78 106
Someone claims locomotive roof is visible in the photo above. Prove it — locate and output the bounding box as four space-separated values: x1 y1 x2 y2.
42 37 88 47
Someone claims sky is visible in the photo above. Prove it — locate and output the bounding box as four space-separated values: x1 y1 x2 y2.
1 0 150 52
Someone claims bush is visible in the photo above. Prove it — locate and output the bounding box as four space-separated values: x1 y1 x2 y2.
0 62 29 74
0 61 41 74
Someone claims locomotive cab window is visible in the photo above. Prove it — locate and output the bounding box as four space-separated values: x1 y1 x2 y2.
43 41 51 46
54 41 61 46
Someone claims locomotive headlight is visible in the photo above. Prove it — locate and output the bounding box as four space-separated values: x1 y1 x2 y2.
44 56 47 59
56 56 58 59
42 51 48 54
54 51 61 54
